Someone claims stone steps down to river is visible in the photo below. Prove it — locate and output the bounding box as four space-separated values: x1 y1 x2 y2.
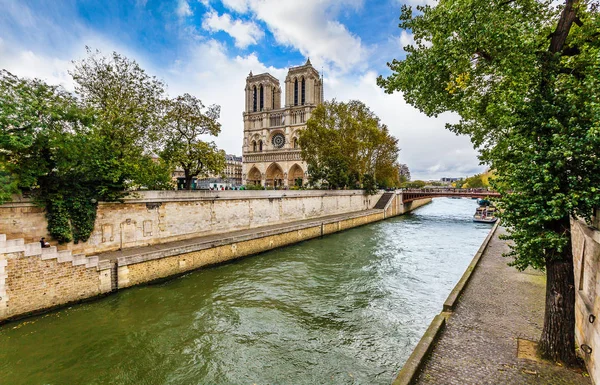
0 234 101 270
374 192 395 209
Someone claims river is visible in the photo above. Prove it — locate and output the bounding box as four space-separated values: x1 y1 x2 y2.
0 198 493 385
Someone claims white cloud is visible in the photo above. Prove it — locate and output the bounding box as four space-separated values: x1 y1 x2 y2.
176 0 193 18
398 30 415 49
325 71 484 179
202 11 264 48
216 0 367 72
163 39 288 156
0 0 484 180
221 0 250 13
402 0 437 5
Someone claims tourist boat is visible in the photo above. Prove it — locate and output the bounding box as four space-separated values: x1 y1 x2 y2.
473 206 498 223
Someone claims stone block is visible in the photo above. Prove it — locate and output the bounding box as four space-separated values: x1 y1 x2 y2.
71 254 88 266
57 250 73 263
24 242 42 257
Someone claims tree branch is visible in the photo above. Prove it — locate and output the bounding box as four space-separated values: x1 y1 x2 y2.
561 45 581 56
549 0 580 54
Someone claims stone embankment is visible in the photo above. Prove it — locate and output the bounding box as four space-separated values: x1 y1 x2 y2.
0 190 384 255
0 190 430 323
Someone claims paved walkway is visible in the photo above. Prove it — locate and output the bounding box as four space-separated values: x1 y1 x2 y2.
97 209 381 262
415 227 589 385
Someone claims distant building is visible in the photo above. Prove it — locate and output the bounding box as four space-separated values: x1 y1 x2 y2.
196 177 232 190
440 177 461 185
224 154 243 186
398 164 411 181
173 153 243 189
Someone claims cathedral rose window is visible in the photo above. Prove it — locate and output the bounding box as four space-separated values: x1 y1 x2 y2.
271 133 285 149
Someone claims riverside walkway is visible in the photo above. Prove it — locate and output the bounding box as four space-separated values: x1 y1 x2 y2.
414 227 589 385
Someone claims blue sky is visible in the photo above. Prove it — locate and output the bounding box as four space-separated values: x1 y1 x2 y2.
0 0 486 180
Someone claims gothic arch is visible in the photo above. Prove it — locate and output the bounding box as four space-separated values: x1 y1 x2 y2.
301 76 306 105
253 85 257 112
294 78 299 106
266 163 284 188
247 166 262 185
288 164 304 187
259 84 264 111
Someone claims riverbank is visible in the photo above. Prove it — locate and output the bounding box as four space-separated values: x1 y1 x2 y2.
400 226 589 384
0 196 431 323
0 197 488 384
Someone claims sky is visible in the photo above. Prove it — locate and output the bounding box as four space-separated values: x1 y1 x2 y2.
0 0 487 180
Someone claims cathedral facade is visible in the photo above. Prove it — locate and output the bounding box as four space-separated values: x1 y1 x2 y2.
242 59 323 187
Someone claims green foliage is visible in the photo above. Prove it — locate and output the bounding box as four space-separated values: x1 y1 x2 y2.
457 174 487 189
1 49 223 243
401 180 426 189
299 100 401 192
362 174 377 195
129 156 174 191
379 0 600 362
160 93 225 190
378 0 600 269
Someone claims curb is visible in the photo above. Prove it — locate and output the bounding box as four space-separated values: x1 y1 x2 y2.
443 220 500 312
391 221 500 385
392 312 449 385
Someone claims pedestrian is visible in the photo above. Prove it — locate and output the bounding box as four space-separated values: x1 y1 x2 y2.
40 237 50 248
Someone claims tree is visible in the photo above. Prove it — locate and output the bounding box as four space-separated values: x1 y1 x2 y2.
299 100 401 191
160 93 225 190
402 180 427 189
378 0 600 363
461 174 486 189
70 48 167 188
0 70 120 242
1 49 181 243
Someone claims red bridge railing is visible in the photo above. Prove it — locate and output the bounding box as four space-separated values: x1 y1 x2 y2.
400 188 501 203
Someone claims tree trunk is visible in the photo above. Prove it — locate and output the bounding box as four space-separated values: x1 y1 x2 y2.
184 169 193 191
538 226 577 365
536 1 580 365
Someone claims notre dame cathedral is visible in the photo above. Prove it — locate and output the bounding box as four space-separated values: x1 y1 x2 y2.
242 59 323 187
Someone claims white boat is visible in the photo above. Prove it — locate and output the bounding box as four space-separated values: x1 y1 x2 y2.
473 206 498 223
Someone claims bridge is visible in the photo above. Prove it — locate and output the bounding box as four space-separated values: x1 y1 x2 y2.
400 188 501 203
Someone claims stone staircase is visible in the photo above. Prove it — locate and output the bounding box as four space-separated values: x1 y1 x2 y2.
0 234 100 269
374 192 395 210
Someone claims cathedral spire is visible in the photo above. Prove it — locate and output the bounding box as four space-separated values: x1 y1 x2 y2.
305 57 311 66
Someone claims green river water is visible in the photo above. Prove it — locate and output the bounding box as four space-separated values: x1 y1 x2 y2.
0 198 493 385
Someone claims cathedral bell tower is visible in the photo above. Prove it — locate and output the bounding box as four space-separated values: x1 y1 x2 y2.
242 59 324 188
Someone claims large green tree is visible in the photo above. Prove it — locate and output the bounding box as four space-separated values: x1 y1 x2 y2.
299 100 401 190
160 93 225 190
378 0 600 363
70 48 168 186
0 49 180 243
0 70 121 242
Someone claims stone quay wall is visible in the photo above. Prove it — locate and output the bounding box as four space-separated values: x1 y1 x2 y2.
0 235 113 322
0 190 383 256
0 192 431 323
572 207 600 384
117 196 431 289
